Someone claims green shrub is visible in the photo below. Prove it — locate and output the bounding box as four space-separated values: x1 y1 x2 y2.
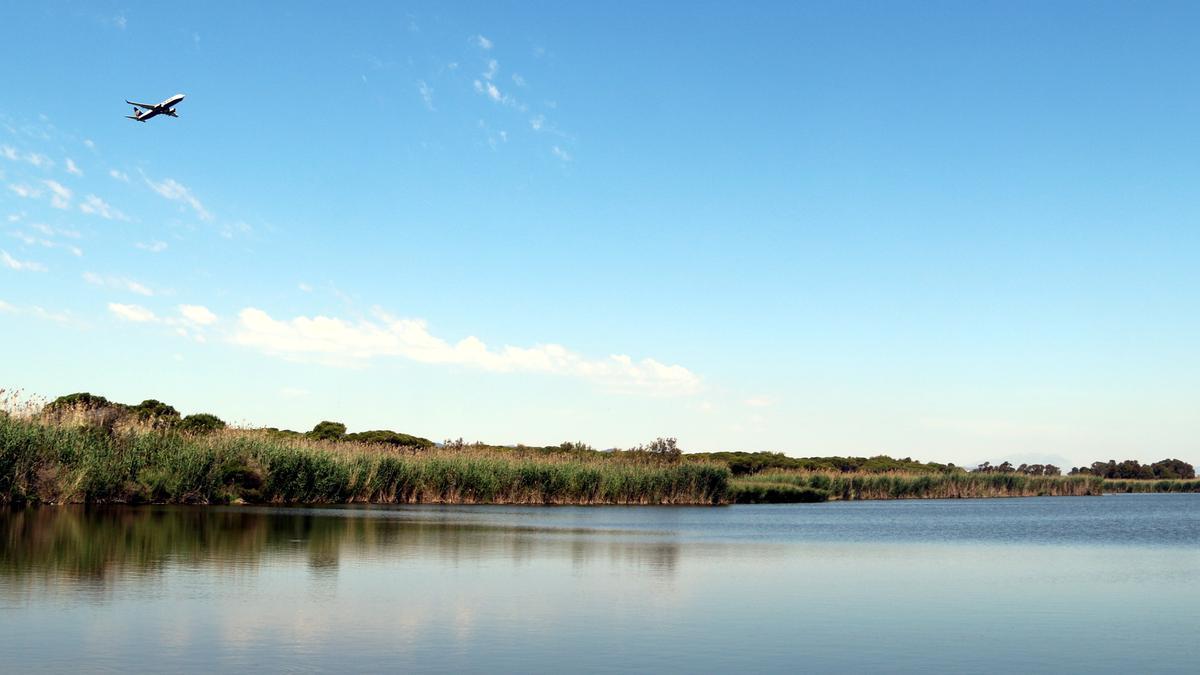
307 421 347 441
178 413 226 435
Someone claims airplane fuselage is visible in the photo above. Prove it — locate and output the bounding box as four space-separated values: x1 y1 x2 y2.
126 93 186 122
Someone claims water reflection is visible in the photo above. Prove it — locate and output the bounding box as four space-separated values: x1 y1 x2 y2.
2 500 1198 673
0 506 687 589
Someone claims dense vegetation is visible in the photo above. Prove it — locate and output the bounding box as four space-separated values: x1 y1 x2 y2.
0 413 728 506
3 390 1196 505
1069 459 1196 480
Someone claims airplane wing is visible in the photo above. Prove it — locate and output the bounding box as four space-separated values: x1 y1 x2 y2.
125 100 157 110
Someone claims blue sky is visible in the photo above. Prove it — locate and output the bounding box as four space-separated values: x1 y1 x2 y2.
1 2 1197 467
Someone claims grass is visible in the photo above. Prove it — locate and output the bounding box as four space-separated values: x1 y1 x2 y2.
0 414 729 506
731 470 1200 502
4 403 1196 506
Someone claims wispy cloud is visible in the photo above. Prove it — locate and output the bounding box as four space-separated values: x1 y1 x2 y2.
0 300 74 324
83 272 154 296
474 35 493 50
79 194 128 221
43 180 72 209
179 304 217 326
109 169 130 182
417 80 435 111
744 395 775 408
230 307 702 395
135 240 168 253
8 183 41 199
144 175 212 220
0 145 53 169
108 302 156 322
1 250 48 272
65 158 83 176
551 146 572 162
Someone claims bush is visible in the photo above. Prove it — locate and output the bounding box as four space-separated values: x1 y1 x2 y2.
44 392 117 412
130 399 181 428
307 421 347 441
178 413 226 435
344 429 434 449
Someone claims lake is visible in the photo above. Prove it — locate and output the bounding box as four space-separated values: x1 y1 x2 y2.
2 495 1197 673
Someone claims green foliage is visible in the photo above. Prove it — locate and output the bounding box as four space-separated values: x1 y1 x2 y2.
130 399 181 428
343 429 434 449
730 482 829 503
44 392 117 411
0 414 730 505
1070 458 1195 480
692 451 959 476
307 421 347 441
730 470 1115 502
177 413 226 435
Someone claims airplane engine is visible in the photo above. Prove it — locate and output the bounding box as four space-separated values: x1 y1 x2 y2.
167 108 178 116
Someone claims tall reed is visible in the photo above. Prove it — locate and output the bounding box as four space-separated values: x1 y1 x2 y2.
0 415 729 506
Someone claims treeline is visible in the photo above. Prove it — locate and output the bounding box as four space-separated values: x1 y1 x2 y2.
21 392 1200 484
44 393 226 434
686 451 960 476
1069 459 1195 480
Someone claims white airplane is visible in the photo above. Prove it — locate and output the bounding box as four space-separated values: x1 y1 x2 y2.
125 93 186 122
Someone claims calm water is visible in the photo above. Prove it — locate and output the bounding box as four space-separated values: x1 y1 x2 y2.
2 495 1198 673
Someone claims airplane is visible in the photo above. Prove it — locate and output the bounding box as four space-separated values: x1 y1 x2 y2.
125 93 186 122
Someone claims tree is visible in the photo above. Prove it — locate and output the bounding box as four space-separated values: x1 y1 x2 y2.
44 392 118 412
1150 458 1196 480
344 429 434 449
177 413 226 435
634 437 682 463
308 421 347 441
130 399 181 428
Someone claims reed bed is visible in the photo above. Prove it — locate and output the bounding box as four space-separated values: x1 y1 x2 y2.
732 470 1106 502
0 415 729 506
732 470 1200 502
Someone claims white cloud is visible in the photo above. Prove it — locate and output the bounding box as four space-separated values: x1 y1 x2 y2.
483 59 499 81
179 304 217 325
1 146 55 169
83 272 154 296
108 302 156 322
230 307 702 395
744 395 775 408
486 82 503 102
0 301 74 324
144 176 211 220
530 115 545 131
475 35 493 50
297 282 313 292
25 153 52 169
109 169 130 182
43 180 72 209
79 194 128 221
65 158 82 176
512 73 526 87
30 223 80 239
113 15 127 30
135 240 168 253
1 250 47 272
552 146 572 162
280 386 310 398
417 79 434 111
8 183 40 199
84 139 95 150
